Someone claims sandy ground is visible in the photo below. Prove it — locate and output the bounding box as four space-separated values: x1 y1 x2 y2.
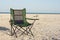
0 14 60 40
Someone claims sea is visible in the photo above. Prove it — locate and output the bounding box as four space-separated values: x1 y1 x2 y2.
0 12 60 14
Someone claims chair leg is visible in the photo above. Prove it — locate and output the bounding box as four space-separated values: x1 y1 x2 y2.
15 27 27 36
11 25 17 37
20 26 34 37
13 26 17 38
29 29 34 37
19 27 28 36
11 24 13 36
26 27 28 35
25 20 35 36
26 24 34 37
21 22 35 37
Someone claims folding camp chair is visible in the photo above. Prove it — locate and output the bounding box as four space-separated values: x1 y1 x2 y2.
9 8 38 37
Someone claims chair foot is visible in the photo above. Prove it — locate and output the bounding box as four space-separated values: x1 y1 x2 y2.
10 33 14 36
15 35 17 38
29 30 34 37
31 33 34 37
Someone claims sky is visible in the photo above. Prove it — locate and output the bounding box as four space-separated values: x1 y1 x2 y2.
0 0 60 13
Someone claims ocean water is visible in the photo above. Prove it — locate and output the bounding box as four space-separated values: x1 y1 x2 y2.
0 12 60 14
0 12 9 14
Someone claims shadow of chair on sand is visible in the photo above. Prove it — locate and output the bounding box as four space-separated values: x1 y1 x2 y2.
0 26 10 35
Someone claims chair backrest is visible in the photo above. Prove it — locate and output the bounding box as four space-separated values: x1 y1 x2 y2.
10 8 26 24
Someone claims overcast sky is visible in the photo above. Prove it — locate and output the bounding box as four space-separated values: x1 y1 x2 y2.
0 0 60 13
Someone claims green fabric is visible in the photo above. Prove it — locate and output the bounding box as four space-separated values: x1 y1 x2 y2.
10 8 14 23
10 8 31 27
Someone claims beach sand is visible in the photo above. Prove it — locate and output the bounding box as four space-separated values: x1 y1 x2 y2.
0 14 60 40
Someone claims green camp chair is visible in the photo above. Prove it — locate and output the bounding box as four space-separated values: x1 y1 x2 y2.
9 8 38 37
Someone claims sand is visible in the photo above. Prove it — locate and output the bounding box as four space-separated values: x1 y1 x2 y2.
0 14 60 40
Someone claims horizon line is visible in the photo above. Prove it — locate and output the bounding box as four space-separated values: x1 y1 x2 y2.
0 12 60 13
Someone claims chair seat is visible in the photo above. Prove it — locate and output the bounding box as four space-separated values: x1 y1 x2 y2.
14 20 24 24
14 21 31 27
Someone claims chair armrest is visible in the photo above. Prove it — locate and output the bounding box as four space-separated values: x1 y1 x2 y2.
26 18 39 20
